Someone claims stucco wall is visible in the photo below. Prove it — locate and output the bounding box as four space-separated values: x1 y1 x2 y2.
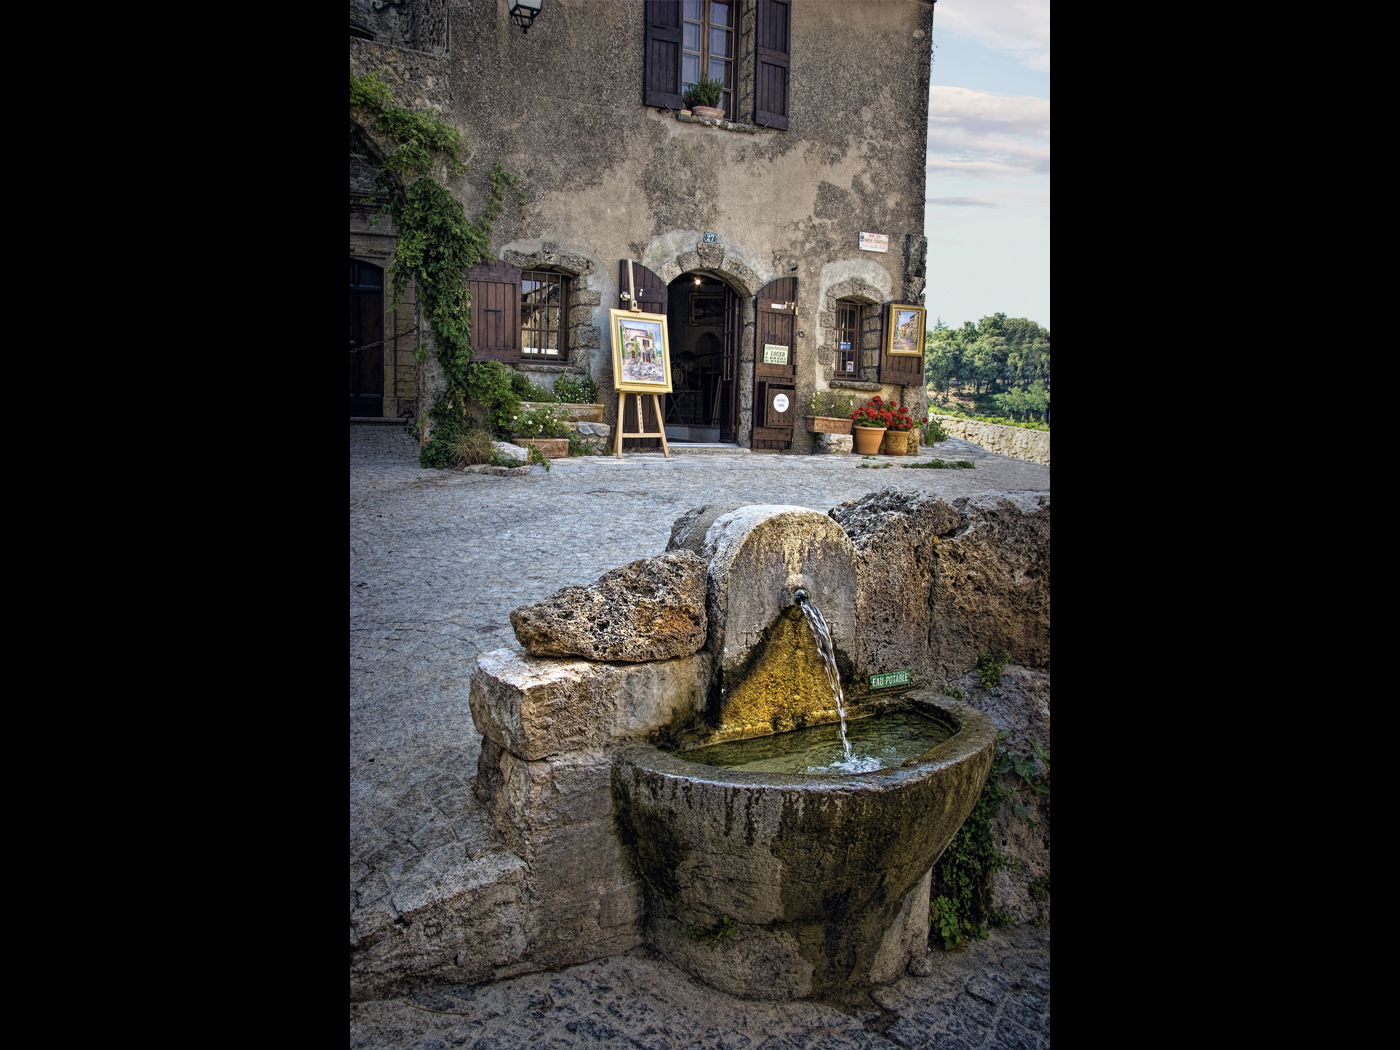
351 1 934 449
933 415 1050 467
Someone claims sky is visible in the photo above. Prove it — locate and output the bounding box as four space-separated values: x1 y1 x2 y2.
923 1 1049 333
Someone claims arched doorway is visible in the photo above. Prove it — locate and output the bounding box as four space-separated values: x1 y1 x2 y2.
662 272 742 444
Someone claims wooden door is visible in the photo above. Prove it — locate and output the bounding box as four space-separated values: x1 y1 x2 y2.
753 277 797 449
618 260 669 448
350 258 384 417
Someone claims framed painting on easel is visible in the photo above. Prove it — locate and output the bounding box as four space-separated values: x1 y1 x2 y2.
610 309 673 393
609 309 673 457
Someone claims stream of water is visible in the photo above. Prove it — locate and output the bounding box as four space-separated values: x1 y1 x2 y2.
795 590 851 759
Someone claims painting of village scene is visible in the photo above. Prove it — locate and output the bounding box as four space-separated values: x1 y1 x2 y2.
888 305 926 355
610 309 672 392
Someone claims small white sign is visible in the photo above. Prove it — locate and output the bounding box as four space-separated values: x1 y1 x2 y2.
763 344 789 364
859 232 889 253
845 360 854 372
771 302 786 309
773 393 790 413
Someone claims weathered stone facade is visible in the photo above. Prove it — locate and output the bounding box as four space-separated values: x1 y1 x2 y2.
349 1 935 450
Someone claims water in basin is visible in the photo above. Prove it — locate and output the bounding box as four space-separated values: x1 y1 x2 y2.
671 709 953 775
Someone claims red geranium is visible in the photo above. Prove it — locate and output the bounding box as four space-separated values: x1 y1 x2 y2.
852 396 917 431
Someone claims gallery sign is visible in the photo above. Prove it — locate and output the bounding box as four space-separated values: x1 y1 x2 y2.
859 232 888 253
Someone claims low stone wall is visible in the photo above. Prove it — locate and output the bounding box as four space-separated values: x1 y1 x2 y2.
933 415 1049 467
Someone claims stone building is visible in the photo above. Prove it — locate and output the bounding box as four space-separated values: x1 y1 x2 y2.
350 0 933 451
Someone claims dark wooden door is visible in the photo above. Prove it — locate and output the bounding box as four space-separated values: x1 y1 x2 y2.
753 277 797 448
618 260 669 448
350 259 384 417
721 283 740 442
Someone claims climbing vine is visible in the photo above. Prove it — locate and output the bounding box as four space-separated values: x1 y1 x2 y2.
350 70 526 464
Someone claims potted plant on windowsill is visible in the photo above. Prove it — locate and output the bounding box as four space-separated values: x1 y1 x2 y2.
805 389 855 434
683 76 726 120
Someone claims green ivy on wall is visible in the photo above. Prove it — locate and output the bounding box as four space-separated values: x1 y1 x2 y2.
350 70 526 464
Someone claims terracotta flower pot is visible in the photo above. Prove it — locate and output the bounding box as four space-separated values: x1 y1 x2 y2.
692 105 725 120
852 426 886 455
881 430 909 456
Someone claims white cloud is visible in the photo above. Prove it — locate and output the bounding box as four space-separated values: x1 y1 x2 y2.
934 0 1051 72
926 87 1050 179
928 197 998 207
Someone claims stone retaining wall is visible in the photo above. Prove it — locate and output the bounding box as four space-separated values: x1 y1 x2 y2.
933 415 1049 467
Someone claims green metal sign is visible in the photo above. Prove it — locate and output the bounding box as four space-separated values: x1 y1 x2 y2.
869 670 911 690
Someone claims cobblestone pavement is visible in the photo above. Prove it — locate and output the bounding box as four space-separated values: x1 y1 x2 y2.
350 925 1050 1049
350 427 1050 1047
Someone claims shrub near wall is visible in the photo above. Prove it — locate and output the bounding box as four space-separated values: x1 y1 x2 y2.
932 415 1049 467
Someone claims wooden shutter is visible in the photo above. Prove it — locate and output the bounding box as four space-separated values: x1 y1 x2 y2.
755 0 791 130
643 1 684 109
754 277 797 447
617 259 668 315
464 261 522 363
879 304 925 386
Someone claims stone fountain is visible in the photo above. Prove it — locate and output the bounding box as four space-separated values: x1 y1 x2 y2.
461 490 1048 1000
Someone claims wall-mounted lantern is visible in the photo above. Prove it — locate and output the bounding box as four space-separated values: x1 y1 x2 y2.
509 0 542 34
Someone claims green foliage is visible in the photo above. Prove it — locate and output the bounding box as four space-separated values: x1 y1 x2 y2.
929 766 1013 950
463 361 524 432
683 76 725 108
510 372 558 402
806 388 857 419
524 444 550 472
1029 872 1050 903
901 459 974 470
977 649 1011 688
353 71 526 458
552 372 599 405
514 404 569 440
566 429 589 457
943 684 964 700
685 914 738 949
922 418 950 444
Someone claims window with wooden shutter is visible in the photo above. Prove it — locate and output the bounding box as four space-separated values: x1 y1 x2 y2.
682 1 736 119
644 1 685 109
464 261 522 363
521 270 569 361
755 0 790 130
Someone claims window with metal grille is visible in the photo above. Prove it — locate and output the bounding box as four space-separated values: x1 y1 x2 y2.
682 0 735 118
521 270 568 359
836 301 859 377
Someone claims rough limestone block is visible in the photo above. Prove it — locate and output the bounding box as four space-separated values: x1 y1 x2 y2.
815 433 852 454
830 488 1049 689
473 739 645 971
575 421 611 436
510 550 708 662
700 506 856 677
469 648 713 761
492 440 530 462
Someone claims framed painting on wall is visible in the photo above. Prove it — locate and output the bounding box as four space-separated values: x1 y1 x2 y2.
689 292 725 325
886 305 927 356
610 309 674 393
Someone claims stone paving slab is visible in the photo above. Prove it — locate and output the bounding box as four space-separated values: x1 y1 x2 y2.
350 425 1050 1036
349 926 1050 1049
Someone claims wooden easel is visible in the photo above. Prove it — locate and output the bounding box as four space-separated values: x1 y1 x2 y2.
615 258 670 458
615 391 670 458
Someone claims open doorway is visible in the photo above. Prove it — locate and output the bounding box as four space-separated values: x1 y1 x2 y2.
663 273 741 443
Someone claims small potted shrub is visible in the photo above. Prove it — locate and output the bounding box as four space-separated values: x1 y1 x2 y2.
512 404 571 459
805 389 854 434
683 77 726 120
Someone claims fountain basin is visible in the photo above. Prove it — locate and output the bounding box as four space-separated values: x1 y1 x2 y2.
610 692 997 1000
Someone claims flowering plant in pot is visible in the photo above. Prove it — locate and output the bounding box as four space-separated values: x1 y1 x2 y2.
513 404 571 459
